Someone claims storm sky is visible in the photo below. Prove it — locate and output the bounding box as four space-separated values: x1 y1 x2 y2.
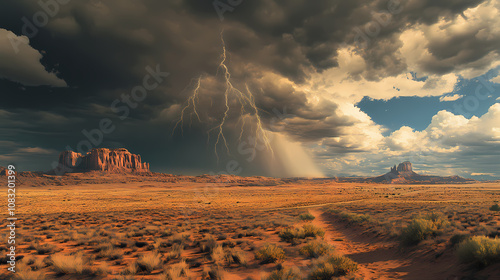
0 0 499 179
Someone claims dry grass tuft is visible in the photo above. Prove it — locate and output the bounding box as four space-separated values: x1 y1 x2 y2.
136 251 163 273
255 244 286 264
162 260 191 280
300 240 335 258
400 213 450 245
308 253 358 279
457 236 500 267
49 253 92 275
265 266 302 280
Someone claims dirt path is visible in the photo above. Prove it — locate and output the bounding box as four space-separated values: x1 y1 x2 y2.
309 209 409 279
308 209 464 280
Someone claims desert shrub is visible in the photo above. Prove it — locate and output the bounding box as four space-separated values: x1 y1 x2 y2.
299 212 316 221
211 245 225 265
489 204 500 211
200 235 218 253
424 213 450 229
279 224 325 244
167 243 183 260
339 212 371 225
50 253 92 275
400 214 450 245
265 266 302 280
300 240 335 258
400 219 436 245
303 224 325 238
136 251 162 273
96 244 123 260
308 254 358 279
255 244 286 264
225 248 247 266
474 225 496 237
169 233 191 245
162 260 191 280
457 236 500 266
327 209 341 214
278 227 305 244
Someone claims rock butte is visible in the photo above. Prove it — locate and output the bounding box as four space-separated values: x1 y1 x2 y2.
58 148 149 173
390 161 415 175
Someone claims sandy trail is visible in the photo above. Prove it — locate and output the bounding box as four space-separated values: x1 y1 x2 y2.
308 209 464 280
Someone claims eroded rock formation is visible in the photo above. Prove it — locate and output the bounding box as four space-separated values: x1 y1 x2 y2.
58 148 149 173
397 161 413 172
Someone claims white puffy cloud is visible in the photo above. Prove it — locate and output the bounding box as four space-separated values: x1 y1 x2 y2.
315 103 500 177
301 47 459 104
398 0 500 79
0 28 67 87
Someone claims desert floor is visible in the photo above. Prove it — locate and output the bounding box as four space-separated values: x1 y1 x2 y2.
1 173 500 279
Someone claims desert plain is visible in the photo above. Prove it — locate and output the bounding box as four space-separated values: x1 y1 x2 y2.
1 172 500 280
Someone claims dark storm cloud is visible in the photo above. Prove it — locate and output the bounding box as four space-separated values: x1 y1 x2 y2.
0 0 489 97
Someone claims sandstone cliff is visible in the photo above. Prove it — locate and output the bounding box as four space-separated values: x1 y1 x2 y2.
397 161 413 172
58 148 150 173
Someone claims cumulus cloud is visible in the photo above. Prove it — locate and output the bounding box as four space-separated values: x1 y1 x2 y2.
317 103 500 177
398 0 500 78
0 28 66 87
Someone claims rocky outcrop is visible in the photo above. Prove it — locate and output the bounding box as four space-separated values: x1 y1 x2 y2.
58 148 150 173
389 161 414 175
367 161 475 184
397 161 413 172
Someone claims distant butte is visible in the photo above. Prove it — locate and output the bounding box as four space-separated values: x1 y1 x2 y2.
373 161 474 184
58 148 150 173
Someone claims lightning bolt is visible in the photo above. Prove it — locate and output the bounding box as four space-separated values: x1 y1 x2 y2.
174 30 273 161
172 77 202 135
